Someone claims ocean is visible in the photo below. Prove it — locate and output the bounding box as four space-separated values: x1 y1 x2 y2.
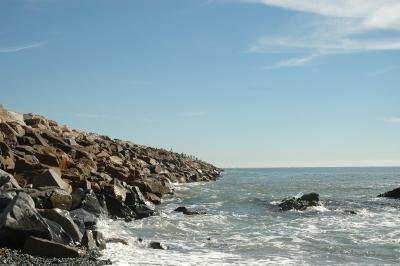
98 167 400 265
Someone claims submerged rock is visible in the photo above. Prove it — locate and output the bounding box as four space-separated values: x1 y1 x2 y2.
149 241 167 250
278 192 320 211
174 206 206 215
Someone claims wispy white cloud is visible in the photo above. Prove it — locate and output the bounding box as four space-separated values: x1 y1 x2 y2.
384 116 400 124
266 54 319 69
242 0 400 67
0 42 44 53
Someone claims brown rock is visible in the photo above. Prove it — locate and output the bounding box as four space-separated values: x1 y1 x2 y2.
22 236 86 258
143 192 161 205
32 168 72 193
0 122 18 146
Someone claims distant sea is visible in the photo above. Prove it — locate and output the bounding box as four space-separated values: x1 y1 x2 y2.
99 167 400 265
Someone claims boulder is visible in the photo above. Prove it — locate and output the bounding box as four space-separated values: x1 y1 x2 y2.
72 189 107 217
103 179 127 202
125 186 155 219
143 192 161 205
378 187 400 199
0 191 16 211
0 169 21 189
149 241 167 250
278 192 320 211
32 168 72 193
131 177 173 197
103 193 135 220
14 153 40 173
27 187 72 210
81 230 96 250
38 208 83 243
93 230 106 250
174 206 205 215
69 208 97 234
106 237 128 245
0 192 68 248
0 122 18 146
22 236 86 258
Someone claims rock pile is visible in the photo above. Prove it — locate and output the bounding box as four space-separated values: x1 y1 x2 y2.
0 105 222 258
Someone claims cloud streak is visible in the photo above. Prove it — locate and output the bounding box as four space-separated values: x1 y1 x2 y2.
384 116 400 124
0 42 44 53
243 0 400 67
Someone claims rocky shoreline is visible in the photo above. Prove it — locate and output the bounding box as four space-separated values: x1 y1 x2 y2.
0 105 222 264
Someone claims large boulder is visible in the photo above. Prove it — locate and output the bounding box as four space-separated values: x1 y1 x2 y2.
0 192 70 248
69 208 97 234
278 192 320 211
0 169 21 189
22 236 86 258
82 230 106 250
378 187 400 199
38 208 83 243
125 186 155 219
32 168 72 193
131 177 174 197
28 187 72 210
103 193 135 221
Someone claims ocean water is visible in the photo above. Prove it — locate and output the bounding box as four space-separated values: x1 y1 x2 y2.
99 167 400 265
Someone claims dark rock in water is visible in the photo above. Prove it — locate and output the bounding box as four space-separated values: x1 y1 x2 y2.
149 241 167 250
69 208 97 234
106 237 128 245
125 186 155 219
38 208 83 243
278 192 320 211
174 206 206 215
378 187 400 199
0 169 21 189
73 189 108 218
93 231 106 250
82 230 97 250
343 210 357 215
103 193 136 220
22 236 86 258
43 218 74 245
300 192 319 202
0 192 69 248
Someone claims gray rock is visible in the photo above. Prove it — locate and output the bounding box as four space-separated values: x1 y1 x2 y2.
69 208 97 234
0 169 21 189
38 208 83 243
0 192 67 248
82 230 97 250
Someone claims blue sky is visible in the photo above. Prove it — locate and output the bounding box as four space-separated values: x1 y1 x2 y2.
1 0 400 168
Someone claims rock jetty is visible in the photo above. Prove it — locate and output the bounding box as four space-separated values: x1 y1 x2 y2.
0 105 222 261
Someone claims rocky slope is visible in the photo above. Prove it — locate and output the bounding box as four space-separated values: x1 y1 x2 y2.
0 105 222 261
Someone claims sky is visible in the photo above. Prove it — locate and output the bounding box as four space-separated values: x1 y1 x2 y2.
1 0 400 168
